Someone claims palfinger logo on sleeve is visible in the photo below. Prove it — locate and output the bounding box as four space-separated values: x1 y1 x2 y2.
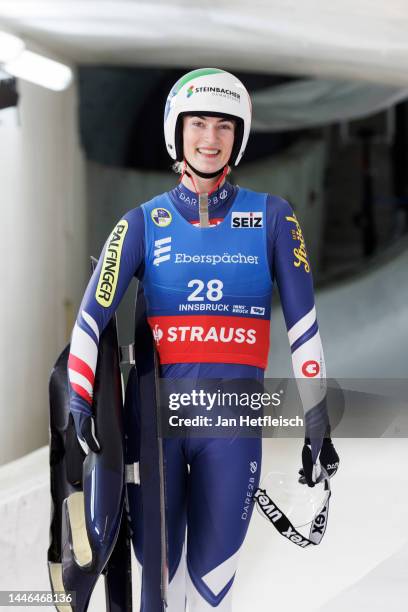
96 220 128 307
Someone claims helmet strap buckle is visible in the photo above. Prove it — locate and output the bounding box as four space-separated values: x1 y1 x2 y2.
199 193 210 228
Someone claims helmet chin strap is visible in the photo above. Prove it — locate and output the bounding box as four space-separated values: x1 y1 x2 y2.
181 159 229 228
184 158 227 179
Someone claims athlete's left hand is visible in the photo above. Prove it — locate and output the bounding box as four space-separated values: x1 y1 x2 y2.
299 438 339 487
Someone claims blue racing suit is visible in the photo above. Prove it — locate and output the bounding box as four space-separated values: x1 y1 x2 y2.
68 181 327 610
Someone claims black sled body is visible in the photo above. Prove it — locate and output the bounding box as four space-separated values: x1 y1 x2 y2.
48 310 131 611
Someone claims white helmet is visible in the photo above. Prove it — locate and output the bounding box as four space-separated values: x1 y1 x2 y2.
164 68 252 167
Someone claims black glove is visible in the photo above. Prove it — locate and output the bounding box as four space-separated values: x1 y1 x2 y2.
299 438 339 487
72 411 101 454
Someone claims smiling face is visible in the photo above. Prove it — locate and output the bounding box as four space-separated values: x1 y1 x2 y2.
182 115 235 174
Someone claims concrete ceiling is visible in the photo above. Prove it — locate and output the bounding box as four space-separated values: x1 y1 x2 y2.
1 1 408 85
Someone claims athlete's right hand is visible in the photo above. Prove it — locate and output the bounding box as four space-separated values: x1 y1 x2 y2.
72 412 101 454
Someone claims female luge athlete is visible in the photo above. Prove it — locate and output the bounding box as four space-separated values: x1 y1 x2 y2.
68 68 339 611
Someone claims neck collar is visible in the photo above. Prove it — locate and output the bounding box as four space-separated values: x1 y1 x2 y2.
174 181 234 209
